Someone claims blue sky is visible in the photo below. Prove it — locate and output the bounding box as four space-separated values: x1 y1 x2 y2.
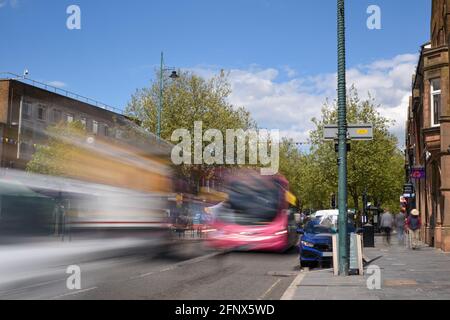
0 0 431 143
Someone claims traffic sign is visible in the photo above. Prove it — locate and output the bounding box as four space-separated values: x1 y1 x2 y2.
411 167 425 180
403 183 414 195
324 124 374 141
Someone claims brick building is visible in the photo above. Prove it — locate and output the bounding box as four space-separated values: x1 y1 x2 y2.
0 73 171 170
406 0 450 251
0 73 174 235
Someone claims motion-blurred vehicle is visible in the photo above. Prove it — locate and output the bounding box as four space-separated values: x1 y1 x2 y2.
0 121 174 237
297 217 356 268
208 170 299 253
55 131 173 231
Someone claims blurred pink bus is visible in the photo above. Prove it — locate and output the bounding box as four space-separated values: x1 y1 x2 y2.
207 171 299 253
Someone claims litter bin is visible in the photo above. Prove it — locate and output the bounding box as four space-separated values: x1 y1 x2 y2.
363 223 375 248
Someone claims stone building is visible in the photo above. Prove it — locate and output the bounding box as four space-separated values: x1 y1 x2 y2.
406 0 450 251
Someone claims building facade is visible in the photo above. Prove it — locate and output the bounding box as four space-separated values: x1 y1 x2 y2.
0 75 171 171
0 74 175 235
406 0 450 252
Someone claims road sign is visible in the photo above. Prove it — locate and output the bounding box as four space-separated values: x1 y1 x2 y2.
411 167 425 180
403 183 414 195
324 124 374 141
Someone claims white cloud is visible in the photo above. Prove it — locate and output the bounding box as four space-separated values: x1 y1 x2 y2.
47 81 67 88
192 54 418 145
0 0 19 9
190 53 418 147
282 66 298 78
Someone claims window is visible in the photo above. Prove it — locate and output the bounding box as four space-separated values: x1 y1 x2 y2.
52 109 62 123
431 79 441 127
22 102 32 120
92 120 98 135
19 141 36 160
66 114 74 123
37 105 47 121
115 129 124 139
103 125 109 137
80 117 87 129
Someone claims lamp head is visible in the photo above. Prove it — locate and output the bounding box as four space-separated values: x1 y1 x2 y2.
169 71 179 79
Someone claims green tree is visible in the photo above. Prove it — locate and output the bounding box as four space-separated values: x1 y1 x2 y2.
26 121 87 176
278 139 333 211
125 70 256 190
306 87 405 212
126 70 254 141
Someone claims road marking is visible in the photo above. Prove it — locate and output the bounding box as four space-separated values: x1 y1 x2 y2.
280 271 306 300
267 271 298 277
50 287 98 300
0 278 66 297
259 279 282 300
130 251 228 280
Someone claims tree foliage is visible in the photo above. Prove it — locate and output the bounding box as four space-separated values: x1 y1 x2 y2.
125 70 255 140
125 70 256 190
279 87 405 212
26 121 87 177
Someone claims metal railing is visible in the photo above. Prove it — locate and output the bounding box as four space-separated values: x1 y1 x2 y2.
0 72 124 115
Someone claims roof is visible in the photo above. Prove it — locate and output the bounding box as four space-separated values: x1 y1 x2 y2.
0 72 123 115
0 72 173 156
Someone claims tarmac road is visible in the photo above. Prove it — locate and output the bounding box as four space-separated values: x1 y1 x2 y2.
0 236 300 300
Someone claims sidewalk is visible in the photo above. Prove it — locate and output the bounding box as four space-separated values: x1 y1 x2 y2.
285 237 450 300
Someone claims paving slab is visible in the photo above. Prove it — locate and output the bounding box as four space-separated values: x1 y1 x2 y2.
288 237 450 300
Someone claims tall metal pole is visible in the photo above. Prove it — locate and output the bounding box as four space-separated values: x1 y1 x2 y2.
337 0 349 276
158 51 164 139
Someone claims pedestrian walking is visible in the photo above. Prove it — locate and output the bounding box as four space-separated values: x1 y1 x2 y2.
407 209 422 250
380 209 394 245
395 208 406 244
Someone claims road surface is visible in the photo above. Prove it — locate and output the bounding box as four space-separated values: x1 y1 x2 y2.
0 237 300 300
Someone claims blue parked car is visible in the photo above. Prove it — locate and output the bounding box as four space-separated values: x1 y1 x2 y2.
297 219 357 268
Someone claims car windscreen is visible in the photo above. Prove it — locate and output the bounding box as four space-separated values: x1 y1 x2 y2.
305 219 336 234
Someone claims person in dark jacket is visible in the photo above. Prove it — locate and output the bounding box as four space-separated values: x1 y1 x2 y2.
406 209 422 250
395 208 406 244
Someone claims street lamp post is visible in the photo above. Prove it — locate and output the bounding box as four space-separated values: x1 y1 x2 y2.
157 52 179 139
337 0 349 276
158 52 163 139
